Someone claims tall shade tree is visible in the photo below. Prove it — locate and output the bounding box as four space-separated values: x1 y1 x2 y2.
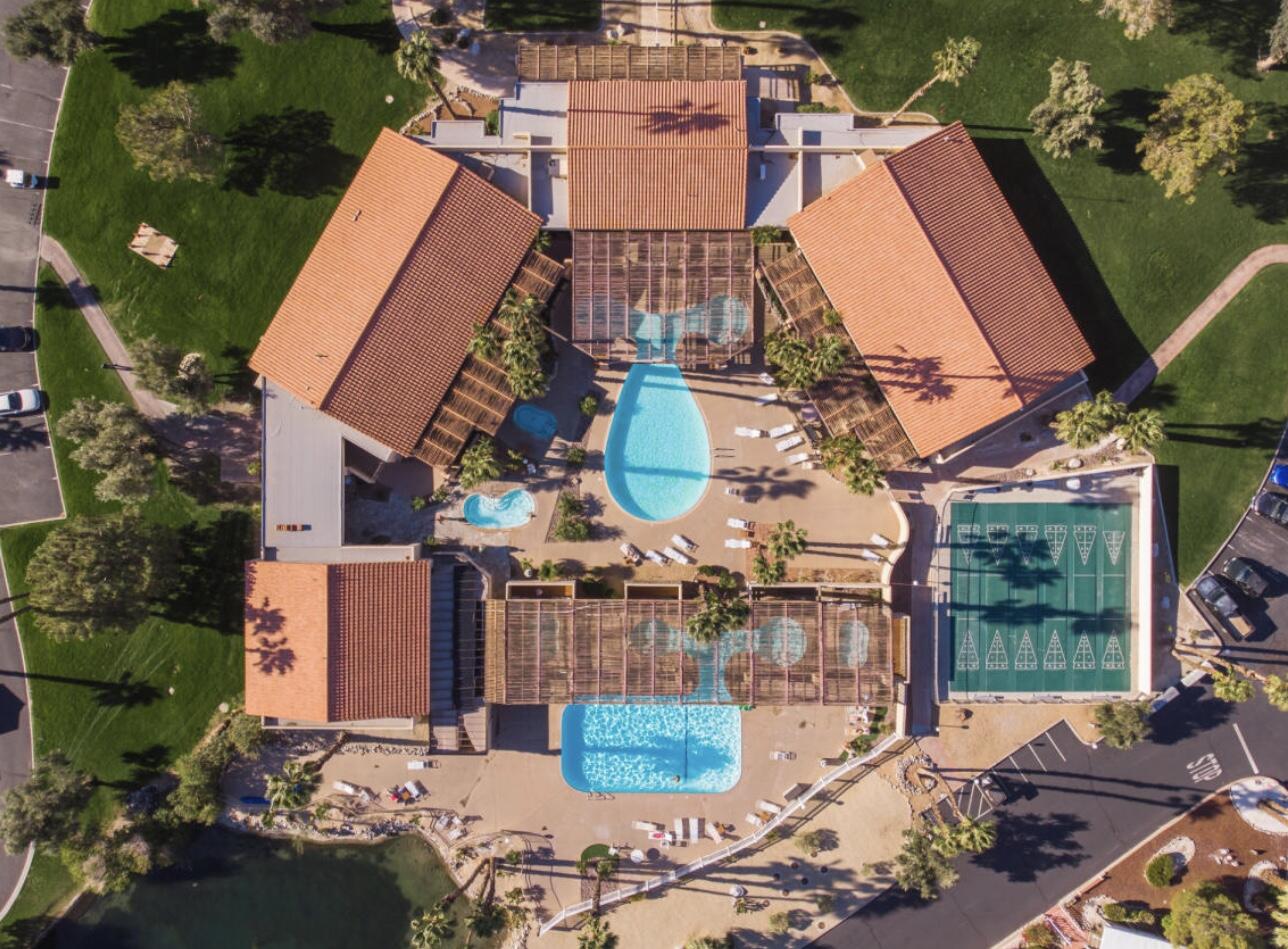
56 398 156 505
1051 391 1123 449
1163 881 1262 949
767 520 808 563
1115 407 1166 452
1083 0 1174 39
0 752 92 854
116 82 222 183
883 36 981 126
204 0 338 44
395 30 454 116
951 817 998 854
1258 0 1288 72
1093 700 1152 748
26 514 177 641
1271 889 1288 949
458 435 501 489
127 336 214 413
818 434 886 496
497 291 549 400
577 916 616 949
892 825 959 900
2 0 94 65
468 323 501 361
409 906 452 948
265 761 317 811
686 571 748 644
1029 59 1105 159
1138 74 1252 203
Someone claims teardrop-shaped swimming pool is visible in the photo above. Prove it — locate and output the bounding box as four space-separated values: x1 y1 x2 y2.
604 364 710 522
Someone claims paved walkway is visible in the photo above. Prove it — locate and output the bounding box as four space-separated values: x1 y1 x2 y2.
1116 244 1288 405
40 235 174 420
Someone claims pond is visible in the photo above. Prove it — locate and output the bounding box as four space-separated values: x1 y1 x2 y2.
46 830 490 949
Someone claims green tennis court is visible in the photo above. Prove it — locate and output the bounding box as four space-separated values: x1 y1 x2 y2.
947 501 1133 694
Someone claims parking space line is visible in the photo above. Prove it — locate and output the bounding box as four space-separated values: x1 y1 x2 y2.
1027 743 1048 772
1044 730 1067 762
1007 755 1032 785
1233 723 1260 775
0 117 53 133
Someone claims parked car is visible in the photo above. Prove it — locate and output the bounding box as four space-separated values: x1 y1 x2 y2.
4 169 36 189
0 386 41 416
0 326 34 352
1219 556 1269 598
1195 574 1255 640
1254 490 1288 526
1271 464 1288 492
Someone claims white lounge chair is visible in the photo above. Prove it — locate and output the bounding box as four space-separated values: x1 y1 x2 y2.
633 820 664 833
801 404 821 422
745 812 766 828
755 799 783 814
758 371 776 386
671 534 697 551
786 452 811 465
645 550 669 567
727 517 753 530
860 549 883 562
620 542 644 564
648 830 674 844
870 532 893 547
674 818 686 842
448 826 467 841
724 486 748 503
333 780 359 795
768 422 795 438
734 426 766 438
725 538 752 549
755 392 779 406
770 750 795 761
689 818 700 841
407 760 430 770
802 461 819 470
775 434 805 452
707 822 724 843
405 781 427 799
663 546 694 565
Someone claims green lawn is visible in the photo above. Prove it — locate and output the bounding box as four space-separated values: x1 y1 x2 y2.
715 0 1288 388
1140 267 1288 583
0 272 248 940
484 0 599 31
44 0 424 387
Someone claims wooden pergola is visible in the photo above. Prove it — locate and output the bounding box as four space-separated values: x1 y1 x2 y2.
761 248 918 467
413 250 565 466
484 597 894 706
517 44 743 82
570 230 756 367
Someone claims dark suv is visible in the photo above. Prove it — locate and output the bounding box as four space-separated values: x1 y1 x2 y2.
1219 556 1269 598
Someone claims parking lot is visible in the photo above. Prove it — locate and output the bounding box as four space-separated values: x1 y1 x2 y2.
0 44 65 528
1188 430 1288 676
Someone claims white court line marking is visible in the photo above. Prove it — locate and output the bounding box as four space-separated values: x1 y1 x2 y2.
1027 743 1049 772
1007 755 1032 785
1045 730 1067 762
1233 723 1260 775
0 117 54 133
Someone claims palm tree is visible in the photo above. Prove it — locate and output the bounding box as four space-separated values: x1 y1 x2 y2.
884 36 981 126
950 817 997 854
578 916 616 949
265 761 316 811
1094 700 1152 748
468 323 501 362
768 520 808 562
752 550 786 585
409 906 452 948
1213 668 1255 703
1115 407 1166 452
764 330 815 390
1265 674 1288 711
810 333 850 380
459 435 501 489
1051 398 1113 449
843 455 886 496
395 31 455 116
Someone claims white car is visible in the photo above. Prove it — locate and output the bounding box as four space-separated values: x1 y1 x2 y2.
0 387 43 416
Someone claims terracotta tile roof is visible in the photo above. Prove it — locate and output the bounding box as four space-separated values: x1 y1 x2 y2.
244 560 431 723
788 123 1093 457
567 80 747 230
250 129 539 454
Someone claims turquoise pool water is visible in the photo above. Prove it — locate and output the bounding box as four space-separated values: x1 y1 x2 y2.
462 489 535 529
604 364 710 521
561 704 741 794
630 294 751 362
513 403 558 440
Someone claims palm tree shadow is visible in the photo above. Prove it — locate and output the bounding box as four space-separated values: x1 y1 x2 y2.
103 9 240 88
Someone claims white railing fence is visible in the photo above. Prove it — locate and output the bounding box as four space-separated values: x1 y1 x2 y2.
538 733 904 936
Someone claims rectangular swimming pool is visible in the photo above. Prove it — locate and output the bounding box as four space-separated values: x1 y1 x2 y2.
560 704 741 794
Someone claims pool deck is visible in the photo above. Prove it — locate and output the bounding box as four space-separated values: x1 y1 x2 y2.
282 704 911 946
433 361 906 585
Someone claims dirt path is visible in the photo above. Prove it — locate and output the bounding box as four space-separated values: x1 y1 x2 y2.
1116 244 1288 405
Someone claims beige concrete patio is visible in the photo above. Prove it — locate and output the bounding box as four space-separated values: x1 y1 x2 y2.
434 362 906 585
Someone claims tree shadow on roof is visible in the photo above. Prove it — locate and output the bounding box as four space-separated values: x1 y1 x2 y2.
641 99 734 137
103 9 240 88
224 109 359 199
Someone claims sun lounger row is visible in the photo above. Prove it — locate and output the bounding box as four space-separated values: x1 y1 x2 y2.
724 538 751 549
663 546 694 565
735 426 765 438
755 392 779 406
727 517 753 530
768 422 795 438
671 534 696 552
786 451 812 465
620 542 644 565
775 434 805 452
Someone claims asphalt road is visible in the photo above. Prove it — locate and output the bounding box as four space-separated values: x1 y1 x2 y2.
819 684 1285 949
0 6 68 918
0 26 63 528
1188 430 1288 678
